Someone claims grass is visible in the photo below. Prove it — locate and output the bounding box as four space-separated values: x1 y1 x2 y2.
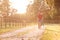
41 24 60 40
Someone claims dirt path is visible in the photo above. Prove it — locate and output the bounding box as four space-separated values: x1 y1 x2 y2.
0 25 45 40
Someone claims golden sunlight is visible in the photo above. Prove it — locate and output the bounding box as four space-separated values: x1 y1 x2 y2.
9 0 34 14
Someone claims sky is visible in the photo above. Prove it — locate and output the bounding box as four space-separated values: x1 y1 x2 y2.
9 0 34 14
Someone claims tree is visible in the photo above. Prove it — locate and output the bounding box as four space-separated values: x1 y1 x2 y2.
0 0 10 28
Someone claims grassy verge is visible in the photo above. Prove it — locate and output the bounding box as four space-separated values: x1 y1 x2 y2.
41 24 60 40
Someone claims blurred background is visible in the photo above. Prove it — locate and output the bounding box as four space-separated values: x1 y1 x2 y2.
0 0 60 40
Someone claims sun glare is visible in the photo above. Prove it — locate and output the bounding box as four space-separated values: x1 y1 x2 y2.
9 0 34 14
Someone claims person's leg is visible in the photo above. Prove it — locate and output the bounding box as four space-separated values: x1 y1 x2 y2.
38 19 43 29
